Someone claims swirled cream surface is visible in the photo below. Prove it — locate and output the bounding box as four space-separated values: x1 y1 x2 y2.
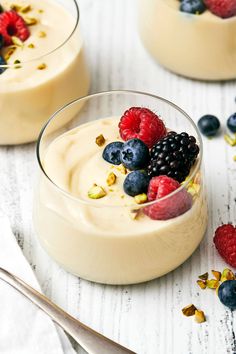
0 0 89 144
138 0 236 80
33 118 208 284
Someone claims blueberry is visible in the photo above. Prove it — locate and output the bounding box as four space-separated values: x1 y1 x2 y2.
180 0 206 14
102 141 124 165
227 113 236 133
0 55 6 75
218 280 236 310
120 138 149 170
123 170 150 197
197 115 220 137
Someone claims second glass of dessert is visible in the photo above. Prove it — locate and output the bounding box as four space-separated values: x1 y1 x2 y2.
34 90 208 285
138 0 236 81
0 0 90 145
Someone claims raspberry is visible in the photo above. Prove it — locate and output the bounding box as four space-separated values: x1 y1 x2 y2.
213 224 236 267
118 107 167 149
204 0 236 18
0 11 30 46
144 175 192 220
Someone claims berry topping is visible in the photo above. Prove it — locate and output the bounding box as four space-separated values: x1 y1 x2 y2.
0 55 6 74
123 170 150 197
204 0 236 18
213 224 236 267
144 175 192 220
227 113 236 133
148 132 199 183
119 107 167 148
120 138 149 170
0 11 30 46
197 115 220 137
180 0 206 14
218 280 236 310
102 141 124 165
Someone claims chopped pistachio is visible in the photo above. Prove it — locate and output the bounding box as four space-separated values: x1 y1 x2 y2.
197 280 206 290
12 36 23 47
24 17 38 25
4 47 16 61
20 5 32 13
106 172 116 186
38 31 46 38
233 155 236 162
224 134 236 147
198 272 208 281
37 63 47 70
10 4 22 11
182 304 197 317
134 193 148 204
13 59 21 68
211 270 221 281
88 185 106 199
95 134 105 147
129 209 140 220
28 43 35 49
116 164 127 175
206 279 219 289
38 9 44 13
221 268 235 282
195 310 206 323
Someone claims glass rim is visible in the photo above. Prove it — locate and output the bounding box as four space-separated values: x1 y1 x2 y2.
0 0 79 68
36 90 203 208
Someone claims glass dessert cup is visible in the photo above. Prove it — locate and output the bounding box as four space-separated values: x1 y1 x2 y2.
138 0 236 81
0 0 90 145
34 90 208 285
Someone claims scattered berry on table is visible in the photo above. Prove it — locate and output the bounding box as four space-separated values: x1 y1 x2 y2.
0 55 6 74
0 10 30 46
102 141 124 165
218 280 236 310
144 175 192 220
119 107 167 148
204 0 236 18
123 170 150 197
180 0 206 14
120 138 149 170
148 131 199 183
213 224 236 268
227 113 236 133
197 115 220 137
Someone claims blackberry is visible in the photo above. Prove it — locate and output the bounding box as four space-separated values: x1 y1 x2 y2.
148 132 200 183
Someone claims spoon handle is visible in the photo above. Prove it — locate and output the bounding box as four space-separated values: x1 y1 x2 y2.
0 267 136 354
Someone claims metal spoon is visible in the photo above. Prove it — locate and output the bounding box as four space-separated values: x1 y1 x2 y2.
0 267 136 354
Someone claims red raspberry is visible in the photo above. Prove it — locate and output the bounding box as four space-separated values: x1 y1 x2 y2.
213 224 236 267
119 107 167 149
144 175 192 220
204 0 236 18
0 11 30 46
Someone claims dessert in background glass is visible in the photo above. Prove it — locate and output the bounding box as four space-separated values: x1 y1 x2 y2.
0 0 90 145
34 90 208 285
138 0 236 81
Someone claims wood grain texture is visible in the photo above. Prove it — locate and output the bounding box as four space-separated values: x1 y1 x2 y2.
0 0 236 353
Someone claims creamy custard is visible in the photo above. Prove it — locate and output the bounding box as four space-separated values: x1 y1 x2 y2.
0 0 90 144
138 0 236 80
34 118 208 285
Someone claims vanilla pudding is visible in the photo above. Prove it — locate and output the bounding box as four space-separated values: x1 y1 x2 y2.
34 116 207 285
0 0 89 145
138 0 236 80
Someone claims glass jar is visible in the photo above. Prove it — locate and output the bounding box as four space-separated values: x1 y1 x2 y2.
34 90 208 285
0 0 90 145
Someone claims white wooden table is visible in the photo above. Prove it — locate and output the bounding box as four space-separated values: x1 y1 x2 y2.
1 1 236 353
